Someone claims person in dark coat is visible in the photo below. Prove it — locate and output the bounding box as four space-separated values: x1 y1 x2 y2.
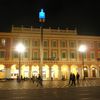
36 74 43 87
71 73 76 86
32 75 36 84
68 73 73 85
76 72 80 84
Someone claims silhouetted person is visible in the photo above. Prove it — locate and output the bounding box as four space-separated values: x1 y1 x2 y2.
36 74 43 87
32 75 36 84
21 75 23 80
51 77 53 81
71 73 76 86
68 73 73 85
76 72 80 84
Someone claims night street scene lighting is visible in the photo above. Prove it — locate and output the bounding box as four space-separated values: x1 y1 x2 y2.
15 42 25 82
78 44 87 80
39 9 45 76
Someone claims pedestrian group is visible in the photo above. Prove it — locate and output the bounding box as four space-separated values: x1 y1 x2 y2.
32 74 43 87
68 72 80 86
17 72 80 87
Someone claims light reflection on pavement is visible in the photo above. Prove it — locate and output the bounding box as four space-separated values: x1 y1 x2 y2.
0 79 100 90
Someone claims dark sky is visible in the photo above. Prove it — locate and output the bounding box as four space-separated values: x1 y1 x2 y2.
0 0 100 36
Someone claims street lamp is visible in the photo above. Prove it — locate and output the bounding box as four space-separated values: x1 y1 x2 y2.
78 44 87 79
15 42 25 81
39 9 45 76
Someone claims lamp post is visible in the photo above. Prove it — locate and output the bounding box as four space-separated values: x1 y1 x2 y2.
78 44 87 79
39 9 45 76
15 42 25 81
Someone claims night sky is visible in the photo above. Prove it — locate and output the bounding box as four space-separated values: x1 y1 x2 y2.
0 0 100 36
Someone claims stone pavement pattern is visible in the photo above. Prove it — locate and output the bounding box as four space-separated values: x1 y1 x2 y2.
0 78 100 89
0 87 100 100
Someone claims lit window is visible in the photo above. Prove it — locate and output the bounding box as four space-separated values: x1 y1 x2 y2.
83 52 86 59
0 38 6 46
69 40 76 48
1 39 6 46
61 52 66 59
61 40 67 48
13 51 18 58
33 52 38 60
44 40 48 47
51 40 57 47
13 39 19 46
98 52 100 58
32 40 39 47
43 52 48 60
24 40 29 47
70 51 76 59
97 42 100 49
90 52 95 60
60 40 66 48
51 51 57 59
24 51 28 58
90 42 94 48
0 51 5 58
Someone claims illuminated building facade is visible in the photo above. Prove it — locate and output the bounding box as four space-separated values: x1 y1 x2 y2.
0 26 100 80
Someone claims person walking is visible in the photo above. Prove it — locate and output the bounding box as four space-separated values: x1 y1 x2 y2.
32 75 36 84
76 72 80 84
68 73 73 86
71 73 76 86
36 74 43 87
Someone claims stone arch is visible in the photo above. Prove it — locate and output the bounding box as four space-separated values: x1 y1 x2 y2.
83 65 89 78
11 64 18 78
0 64 5 78
42 64 49 80
70 65 78 75
21 65 29 78
61 65 69 79
90 65 97 77
31 65 39 77
51 64 59 79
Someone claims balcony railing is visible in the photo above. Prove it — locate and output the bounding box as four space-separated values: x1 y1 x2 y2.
11 26 77 35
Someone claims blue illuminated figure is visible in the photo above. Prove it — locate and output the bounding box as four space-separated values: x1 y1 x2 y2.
39 9 45 22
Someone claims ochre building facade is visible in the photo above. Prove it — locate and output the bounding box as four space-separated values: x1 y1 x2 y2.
0 26 100 80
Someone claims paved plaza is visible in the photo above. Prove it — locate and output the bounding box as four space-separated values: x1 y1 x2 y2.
0 79 100 100
0 78 100 90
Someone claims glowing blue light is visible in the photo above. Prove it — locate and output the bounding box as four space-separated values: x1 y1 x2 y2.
39 9 45 19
